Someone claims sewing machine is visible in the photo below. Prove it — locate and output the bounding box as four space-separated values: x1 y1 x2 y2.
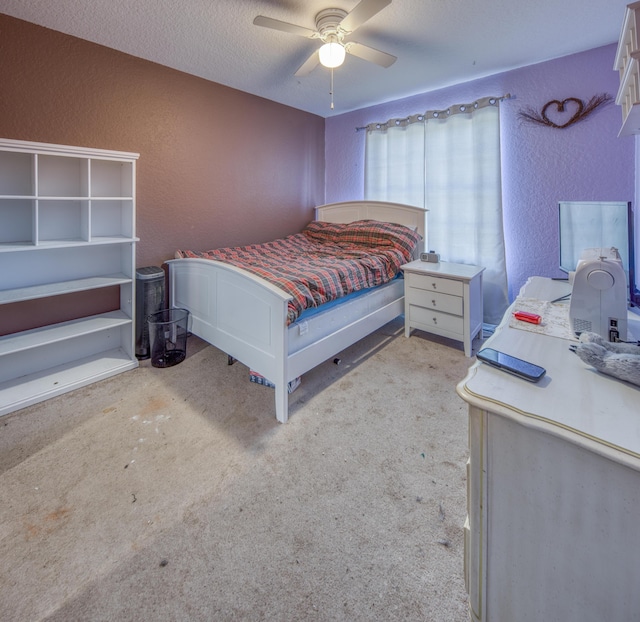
569 247 628 341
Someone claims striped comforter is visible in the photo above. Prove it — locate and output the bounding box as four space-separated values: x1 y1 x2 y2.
176 220 421 325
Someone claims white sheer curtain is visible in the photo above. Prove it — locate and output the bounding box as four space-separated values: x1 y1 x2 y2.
364 98 509 324
365 121 425 208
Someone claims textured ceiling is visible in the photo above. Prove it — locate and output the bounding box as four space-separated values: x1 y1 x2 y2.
0 0 630 117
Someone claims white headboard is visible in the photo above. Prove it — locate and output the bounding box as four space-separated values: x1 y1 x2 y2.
315 201 427 253
316 201 428 259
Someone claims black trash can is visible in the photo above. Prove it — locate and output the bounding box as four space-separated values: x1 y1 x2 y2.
148 308 190 368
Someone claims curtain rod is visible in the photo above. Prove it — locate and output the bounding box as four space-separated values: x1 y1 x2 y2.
355 93 512 132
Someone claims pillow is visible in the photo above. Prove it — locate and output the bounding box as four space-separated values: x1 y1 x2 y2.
303 219 421 261
302 220 347 242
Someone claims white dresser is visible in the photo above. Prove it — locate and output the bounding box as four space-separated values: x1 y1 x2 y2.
457 277 640 622
402 260 484 356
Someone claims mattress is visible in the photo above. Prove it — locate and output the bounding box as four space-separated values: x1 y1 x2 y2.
287 278 404 354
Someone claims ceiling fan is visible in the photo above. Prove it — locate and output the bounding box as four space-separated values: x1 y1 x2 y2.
253 0 397 77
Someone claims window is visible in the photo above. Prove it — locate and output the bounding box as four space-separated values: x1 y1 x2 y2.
365 98 508 324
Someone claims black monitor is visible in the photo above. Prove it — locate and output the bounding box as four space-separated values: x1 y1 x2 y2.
558 200 637 307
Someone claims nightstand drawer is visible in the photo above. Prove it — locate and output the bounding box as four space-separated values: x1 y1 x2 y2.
408 288 463 316
409 306 464 335
406 272 464 296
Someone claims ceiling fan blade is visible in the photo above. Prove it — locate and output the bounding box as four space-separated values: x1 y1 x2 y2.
339 0 392 33
346 41 397 68
253 15 317 38
295 50 320 77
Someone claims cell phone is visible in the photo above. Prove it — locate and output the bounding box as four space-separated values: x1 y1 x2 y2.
476 348 546 382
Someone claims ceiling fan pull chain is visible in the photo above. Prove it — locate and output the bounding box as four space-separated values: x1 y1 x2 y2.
330 67 335 110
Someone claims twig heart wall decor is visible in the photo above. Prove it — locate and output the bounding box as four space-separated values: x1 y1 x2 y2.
518 93 613 128
542 97 583 127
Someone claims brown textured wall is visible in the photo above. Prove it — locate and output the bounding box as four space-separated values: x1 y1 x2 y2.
0 14 325 333
0 14 326 261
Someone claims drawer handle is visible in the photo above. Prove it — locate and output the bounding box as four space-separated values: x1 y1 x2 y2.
431 282 437 289
432 299 437 307
432 317 438 324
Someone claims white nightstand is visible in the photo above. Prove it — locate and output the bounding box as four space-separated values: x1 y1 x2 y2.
401 260 485 356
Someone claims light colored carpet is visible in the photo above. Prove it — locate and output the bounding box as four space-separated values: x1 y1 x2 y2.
0 318 474 621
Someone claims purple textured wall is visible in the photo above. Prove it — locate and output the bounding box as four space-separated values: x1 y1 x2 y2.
325 44 635 300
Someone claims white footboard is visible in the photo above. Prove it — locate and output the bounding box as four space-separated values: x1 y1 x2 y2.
167 258 294 422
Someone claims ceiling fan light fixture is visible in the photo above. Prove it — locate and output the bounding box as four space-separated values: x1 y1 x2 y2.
319 39 346 68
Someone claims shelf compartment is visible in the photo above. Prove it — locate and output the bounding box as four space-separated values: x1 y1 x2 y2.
0 243 134 291
0 310 132 357
616 52 640 136
0 151 34 195
37 154 88 197
0 274 131 305
0 287 121 337
91 199 134 238
37 199 89 243
0 347 137 416
0 317 133 384
90 159 133 197
0 198 35 245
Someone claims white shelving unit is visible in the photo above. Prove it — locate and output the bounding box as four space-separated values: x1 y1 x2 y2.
0 138 139 416
614 1 640 136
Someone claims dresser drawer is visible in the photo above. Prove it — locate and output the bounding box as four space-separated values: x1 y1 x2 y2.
409 305 464 335
406 272 464 296
408 288 463 316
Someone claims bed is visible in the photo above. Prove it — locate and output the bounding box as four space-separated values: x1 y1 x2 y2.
166 201 427 423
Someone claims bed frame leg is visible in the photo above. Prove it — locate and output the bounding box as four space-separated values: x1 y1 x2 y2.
275 385 289 424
